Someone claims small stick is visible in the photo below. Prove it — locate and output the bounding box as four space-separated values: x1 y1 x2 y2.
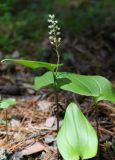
5 109 9 142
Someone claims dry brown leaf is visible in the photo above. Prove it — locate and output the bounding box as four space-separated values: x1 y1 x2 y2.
37 100 52 111
21 142 45 156
0 138 5 147
45 116 56 128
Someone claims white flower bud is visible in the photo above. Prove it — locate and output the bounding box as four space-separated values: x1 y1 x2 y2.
49 31 52 35
56 27 60 30
57 32 60 35
48 19 52 23
49 14 55 19
53 38 56 43
55 20 58 23
48 14 61 46
51 29 55 33
49 14 52 17
48 25 53 28
58 38 61 43
50 41 54 44
49 36 53 39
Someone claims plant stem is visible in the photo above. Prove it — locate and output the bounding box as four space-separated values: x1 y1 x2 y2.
53 71 59 132
53 42 60 132
55 43 60 75
52 64 60 160
5 109 8 142
94 101 100 160
94 102 99 139
53 43 60 160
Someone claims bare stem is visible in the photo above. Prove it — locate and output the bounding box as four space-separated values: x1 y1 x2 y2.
55 43 60 75
95 104 99 140
93 100 100 160
52 64 60 160
52 71 59 132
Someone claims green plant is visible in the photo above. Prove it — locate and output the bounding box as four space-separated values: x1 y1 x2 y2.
2 14 115 160
57 102 98 160
0 98 16 142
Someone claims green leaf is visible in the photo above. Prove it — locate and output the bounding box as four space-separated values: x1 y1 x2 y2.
34 71 71 90
2 59 63 71
34 71 54 90
58 73 115 103
0 98 16 109
34 71 115 103
57 102 98 160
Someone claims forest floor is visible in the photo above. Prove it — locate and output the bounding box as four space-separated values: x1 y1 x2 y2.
0 33 115 160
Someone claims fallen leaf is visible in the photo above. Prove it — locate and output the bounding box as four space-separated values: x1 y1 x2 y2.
45 116 56 128
0 139 5 147
10 119 20 128
44 135 55 144
37 100 52 111
21 142 45 156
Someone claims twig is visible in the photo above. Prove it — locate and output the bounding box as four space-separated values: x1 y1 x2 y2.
5 109 9 142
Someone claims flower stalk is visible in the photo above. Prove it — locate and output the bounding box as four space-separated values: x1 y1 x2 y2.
48 14 62 132
48 14 62 159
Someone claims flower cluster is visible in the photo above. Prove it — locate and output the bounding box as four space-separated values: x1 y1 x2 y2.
48 14 61 46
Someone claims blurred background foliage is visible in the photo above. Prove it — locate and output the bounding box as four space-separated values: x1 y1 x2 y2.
0 0 115 53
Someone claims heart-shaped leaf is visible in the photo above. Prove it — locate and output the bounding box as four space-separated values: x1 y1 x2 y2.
34 71 115 103
0 98 16 109
58 72 115 103
57 102 98 160
2 59 63 71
